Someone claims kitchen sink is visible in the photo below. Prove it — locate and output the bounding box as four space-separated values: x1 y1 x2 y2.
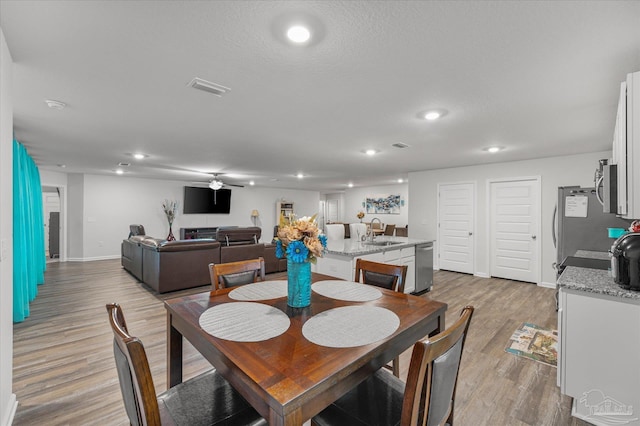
363 241 403 247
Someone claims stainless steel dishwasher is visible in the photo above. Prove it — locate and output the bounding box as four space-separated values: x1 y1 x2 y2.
414 242 433 294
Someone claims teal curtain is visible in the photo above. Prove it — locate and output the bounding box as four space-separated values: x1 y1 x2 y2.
13 140 46 323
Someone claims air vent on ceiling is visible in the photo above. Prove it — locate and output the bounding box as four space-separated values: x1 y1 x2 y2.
118 162 130 167
392 142 410 149
188 77 231 97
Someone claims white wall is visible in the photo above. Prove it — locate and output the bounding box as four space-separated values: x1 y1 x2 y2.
66 174 319 260
408 151 611 286
0 27 17 426
342 183 409 227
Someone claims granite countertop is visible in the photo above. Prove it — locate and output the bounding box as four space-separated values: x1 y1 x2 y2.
558 265 640 300
324 236 432 257
574 249 611 260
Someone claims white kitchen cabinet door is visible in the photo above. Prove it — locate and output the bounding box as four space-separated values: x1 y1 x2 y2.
560 289 640 425
401 256 415 294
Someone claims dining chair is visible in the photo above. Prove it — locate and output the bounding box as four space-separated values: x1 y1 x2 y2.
209 257 265 291
354 258 408 377
355 258 408 293
312 305 475 426
106 303 267 426
349 223 368 241
325 224 345 242
383 224 396 236
395 226 408 237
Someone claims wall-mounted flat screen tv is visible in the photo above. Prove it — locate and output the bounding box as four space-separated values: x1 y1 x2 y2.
183 186 231 214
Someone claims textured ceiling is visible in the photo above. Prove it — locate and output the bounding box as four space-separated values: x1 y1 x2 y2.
1 1 639 192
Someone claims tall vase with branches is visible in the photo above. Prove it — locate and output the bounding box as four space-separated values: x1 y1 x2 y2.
162 200 178 241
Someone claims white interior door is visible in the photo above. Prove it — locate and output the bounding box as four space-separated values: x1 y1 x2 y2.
438 183 475 274
326 199 339 224
490 178 540 283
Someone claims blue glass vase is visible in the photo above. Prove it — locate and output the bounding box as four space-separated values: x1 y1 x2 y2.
287 258 312 308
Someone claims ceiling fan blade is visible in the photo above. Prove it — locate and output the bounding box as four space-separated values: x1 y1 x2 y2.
225 183 245 188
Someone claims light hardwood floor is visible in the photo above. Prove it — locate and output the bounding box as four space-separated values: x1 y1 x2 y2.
12 260 588 425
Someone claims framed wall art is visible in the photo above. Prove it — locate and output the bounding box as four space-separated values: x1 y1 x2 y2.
365 194 401 214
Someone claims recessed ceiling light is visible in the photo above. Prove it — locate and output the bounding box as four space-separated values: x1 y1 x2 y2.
365 149 377 156
287 25 311 43
296 173 304 179
249 180 255 186
115 169 124 175
424 111 441 120
348 183 354 188
57 164 66 168
133 153 146 160
45 99 66 110
398 179 404 183
483 146 504 153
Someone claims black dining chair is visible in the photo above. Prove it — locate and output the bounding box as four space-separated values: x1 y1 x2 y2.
106 302 267 426
354 258 408 377
209 257 265 291
312 306 475 426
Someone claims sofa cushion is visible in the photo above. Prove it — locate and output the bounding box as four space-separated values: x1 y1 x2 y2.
216 227 262 246
141 238 219 252
220 244 265 264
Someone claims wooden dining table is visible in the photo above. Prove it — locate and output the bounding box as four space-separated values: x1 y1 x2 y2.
164 272 447 426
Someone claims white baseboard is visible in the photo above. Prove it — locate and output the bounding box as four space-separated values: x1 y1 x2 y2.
1 394 17 426
474 272 490 278
538 281 557 289
67 255 120 262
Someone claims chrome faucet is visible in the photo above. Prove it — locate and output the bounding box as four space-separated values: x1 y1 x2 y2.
369 217 382 242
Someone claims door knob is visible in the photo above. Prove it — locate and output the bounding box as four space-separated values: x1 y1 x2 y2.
532 235 537 240
468 232 473 236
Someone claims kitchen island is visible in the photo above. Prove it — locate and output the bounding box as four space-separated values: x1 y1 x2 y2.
313 236 433 294
557 255 640 426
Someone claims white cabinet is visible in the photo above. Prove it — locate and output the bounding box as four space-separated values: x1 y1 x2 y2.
612 71 640 219
315 246 416 293
558 288 640 425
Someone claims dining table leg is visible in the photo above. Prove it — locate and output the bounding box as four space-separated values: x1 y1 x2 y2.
430 312 445 337
167 312 183 388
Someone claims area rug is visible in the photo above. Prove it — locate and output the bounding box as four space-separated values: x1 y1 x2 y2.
505 322 558 367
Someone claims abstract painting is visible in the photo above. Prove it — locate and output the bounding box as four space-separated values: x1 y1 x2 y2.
365 194 401 214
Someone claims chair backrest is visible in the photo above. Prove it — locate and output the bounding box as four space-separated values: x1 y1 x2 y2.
349 223 367 241
383 224 396 236
128 224 146 238
354 258 408 293
395 226 408 237
106 303 160 426
325 224 345 242
209 257 265 290
401 306 475 426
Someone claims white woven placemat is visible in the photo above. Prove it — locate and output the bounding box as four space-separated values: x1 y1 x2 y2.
229 280 288 301
302 306 400 348
312 280 382 302
199 302 290 342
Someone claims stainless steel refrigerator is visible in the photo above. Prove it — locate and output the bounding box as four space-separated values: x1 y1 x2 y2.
554 186 631 269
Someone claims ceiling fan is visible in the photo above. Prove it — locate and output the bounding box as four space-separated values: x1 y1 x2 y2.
196 173 245 190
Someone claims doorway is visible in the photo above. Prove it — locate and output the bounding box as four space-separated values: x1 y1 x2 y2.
42 184 66 262
437 182 476 274
489 177 540 284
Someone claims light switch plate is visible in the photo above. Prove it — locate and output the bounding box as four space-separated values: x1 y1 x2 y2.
0 239 7 262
